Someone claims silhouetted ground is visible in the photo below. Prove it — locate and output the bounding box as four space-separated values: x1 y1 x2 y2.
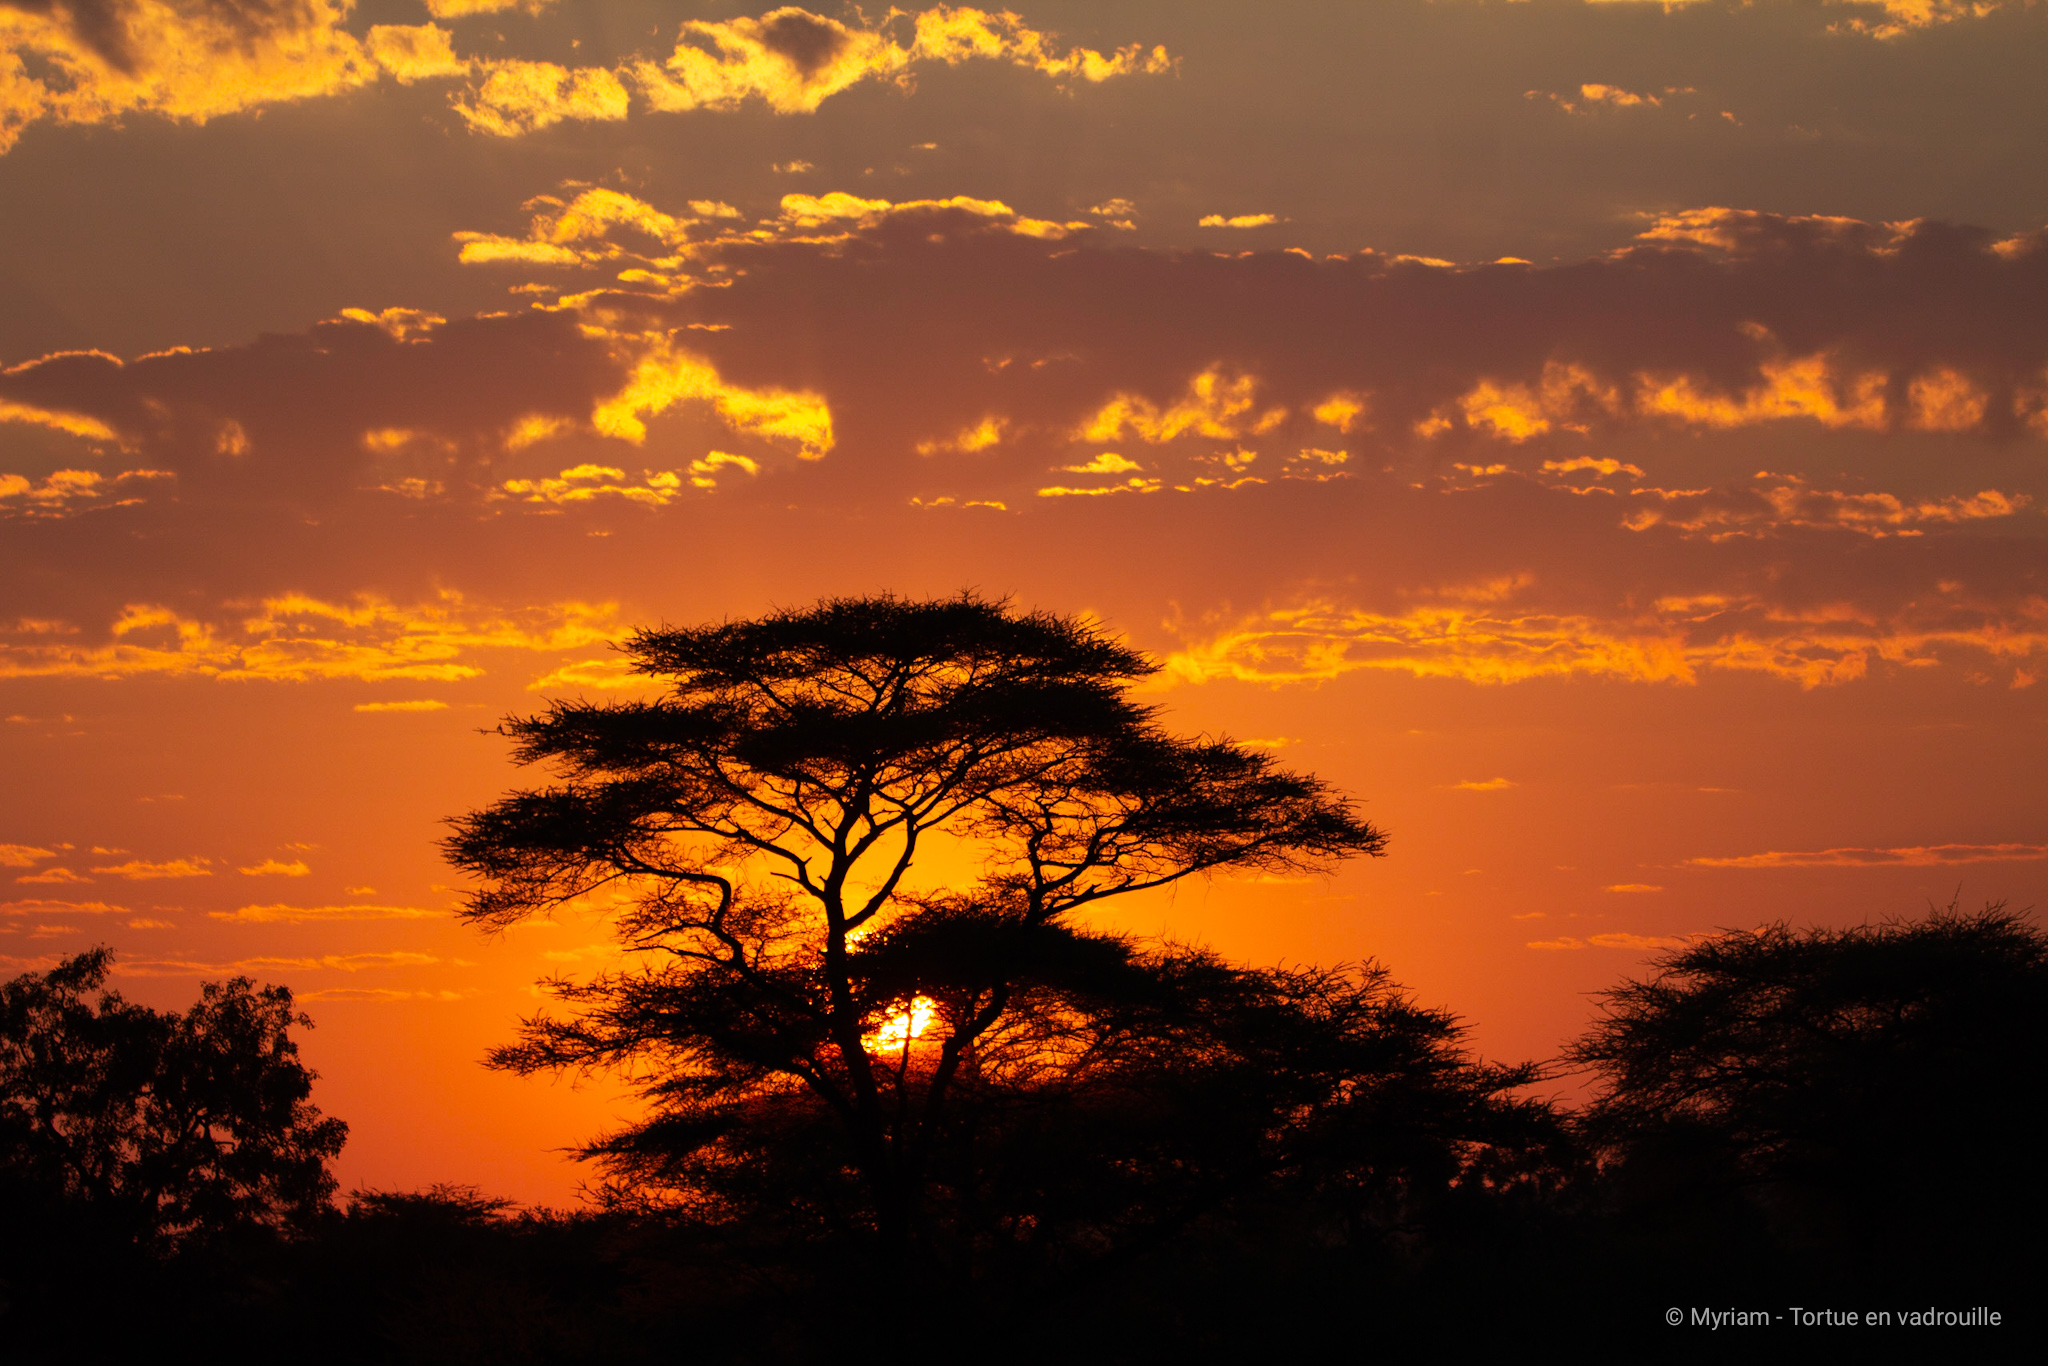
7 908 2043 1361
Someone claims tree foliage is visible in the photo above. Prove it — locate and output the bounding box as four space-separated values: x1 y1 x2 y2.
445 593 1391 1249
0 946 347 1253
1568 904 2048 1286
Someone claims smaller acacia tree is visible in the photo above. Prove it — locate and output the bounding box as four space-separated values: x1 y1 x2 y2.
0 946 347 1254
445 594 1387 1251
1568 905 2048 1288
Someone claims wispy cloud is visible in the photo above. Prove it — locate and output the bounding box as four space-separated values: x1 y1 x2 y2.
16 867 92 885
209 904 447 925
115 951 441 978
296 987 469 1003
452 7 1170 135
1 898 127 917
1527 932 1693 952
1160 584 2048 692
91 857 211 880
1688 842 2048 869
237 859 311 878
0 592 623 685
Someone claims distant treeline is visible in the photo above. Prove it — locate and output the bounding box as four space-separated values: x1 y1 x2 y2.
3 905 2042 1362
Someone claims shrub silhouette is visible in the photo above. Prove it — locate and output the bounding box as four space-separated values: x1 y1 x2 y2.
0 946 346 1349
0 946 345 1250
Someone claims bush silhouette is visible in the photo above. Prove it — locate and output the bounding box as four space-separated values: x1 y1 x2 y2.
0 946 346 1348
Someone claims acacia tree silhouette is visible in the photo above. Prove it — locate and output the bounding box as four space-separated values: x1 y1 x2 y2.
1568 904 2048 1290
444 594 1387 1255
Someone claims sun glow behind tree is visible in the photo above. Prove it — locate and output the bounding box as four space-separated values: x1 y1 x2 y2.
444 593 1386 1247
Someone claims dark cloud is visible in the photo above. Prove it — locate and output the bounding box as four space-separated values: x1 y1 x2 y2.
1 0 324 71
2 202 2042 699
8 204 2048 514
751 7 850 78
2 309 619 499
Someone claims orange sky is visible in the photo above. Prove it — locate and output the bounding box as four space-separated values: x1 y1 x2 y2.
3 0 2045 1204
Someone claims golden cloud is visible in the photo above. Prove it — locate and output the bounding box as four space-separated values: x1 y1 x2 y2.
629 5 1168 118
1160 584 2048 691
295 987 468 1003
1433 346 2007 443
428 5 1166 137
114 951 440 978
0 898 126 917
916 416 1007 455
1527 931 1692 952
0 591 624 683
237 859 310 877
0 844 54 867
456 187 1085 277
908 6 1172 82
631 7 910 116
1638 350 1888 431
499 463 688 507
453 59 630 135
1543 457 1643 479
1312 393 1368 434
1529 82 1687 114
592 339 833 457
1576 82 1662 108
92 857 210 880
503 414 578 451
352 699 449 713
210 903 446 924
773 191 1084 239
0 397 120 441
543 189 689 245
1078 368 1285 444
1060 452 1143 475
1288 448 1351 480
0 0 376 154
1621 476 2027 538
336 306 447 342
424 0 542 18
1688 842 2048 869
1452 363 1620 441
1906 367 1990 431
1036 475 1164 498
526 657 660 693
241 951 438 972
452 235 586 267
365 23 464 84
688 452 759 488
906 495 1008 511
1633 206 1889 255
16 866 90 885
1836 0 2018 39
1 468 174 518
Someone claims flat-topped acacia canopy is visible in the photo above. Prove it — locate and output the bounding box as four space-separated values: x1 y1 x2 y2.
443 593 1386 1242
